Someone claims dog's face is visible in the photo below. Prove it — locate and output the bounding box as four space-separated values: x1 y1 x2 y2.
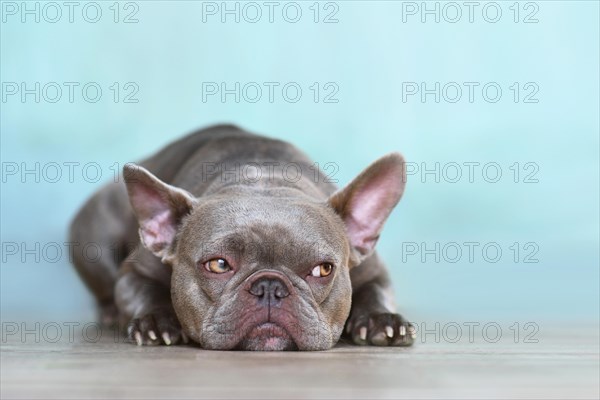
124 153 405 350
171 193 352 350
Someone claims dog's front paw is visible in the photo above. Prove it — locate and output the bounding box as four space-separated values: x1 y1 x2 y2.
345 312 415 346
126 308 187 346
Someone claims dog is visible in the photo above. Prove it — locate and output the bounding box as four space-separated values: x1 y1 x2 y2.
70 124 415 350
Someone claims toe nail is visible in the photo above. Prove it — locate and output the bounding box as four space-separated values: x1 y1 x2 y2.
385 326 394 338
162 332 172 346
409 326 417 339
134 331 142 346
182 332 189 344
400 326 406 336
359 326 367 341
148 330 157 341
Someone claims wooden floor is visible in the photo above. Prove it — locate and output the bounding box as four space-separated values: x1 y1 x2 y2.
1 323 598 399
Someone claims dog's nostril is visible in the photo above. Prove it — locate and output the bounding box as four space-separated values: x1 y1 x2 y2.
274 286 287 299
249 281 266 297
249 277 290 300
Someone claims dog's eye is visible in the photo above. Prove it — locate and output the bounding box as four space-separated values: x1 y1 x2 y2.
310 263 333 278
204 258 231 274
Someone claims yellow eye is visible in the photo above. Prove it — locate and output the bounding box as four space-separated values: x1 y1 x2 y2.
204 258 231 274
310 263 333 278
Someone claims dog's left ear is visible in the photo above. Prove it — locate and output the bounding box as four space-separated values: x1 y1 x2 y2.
329 153 406 265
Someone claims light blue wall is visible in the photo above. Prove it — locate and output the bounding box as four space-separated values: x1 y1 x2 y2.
1 1 598 323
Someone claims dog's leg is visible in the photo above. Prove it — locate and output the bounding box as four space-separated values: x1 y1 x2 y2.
345 253 415 346
114 249 184 346
69 182 134 326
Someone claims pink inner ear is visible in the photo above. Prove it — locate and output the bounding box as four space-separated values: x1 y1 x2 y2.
130 184 178 255
131 184 169 218
344 168 404 255
139 210 177 254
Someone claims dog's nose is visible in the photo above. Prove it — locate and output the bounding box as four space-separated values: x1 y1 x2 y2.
249 276 290 305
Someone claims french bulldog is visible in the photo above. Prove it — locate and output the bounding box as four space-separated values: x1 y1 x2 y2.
70 124 415 350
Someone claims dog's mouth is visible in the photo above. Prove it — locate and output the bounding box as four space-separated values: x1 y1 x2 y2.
236 322 298 351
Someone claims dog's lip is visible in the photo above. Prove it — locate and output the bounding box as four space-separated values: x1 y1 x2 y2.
245 322 292 340
237 322 298 351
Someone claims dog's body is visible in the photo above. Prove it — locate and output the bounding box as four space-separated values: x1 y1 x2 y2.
70 125 414 350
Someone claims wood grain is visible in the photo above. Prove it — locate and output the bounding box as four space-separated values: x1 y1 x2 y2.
1 323 598 399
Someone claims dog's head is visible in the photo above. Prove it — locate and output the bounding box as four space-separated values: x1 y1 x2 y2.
123 153 406 350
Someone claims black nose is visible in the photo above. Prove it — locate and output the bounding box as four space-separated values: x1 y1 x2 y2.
249 277 290 305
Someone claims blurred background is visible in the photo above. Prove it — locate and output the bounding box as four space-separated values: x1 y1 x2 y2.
1 1 598 328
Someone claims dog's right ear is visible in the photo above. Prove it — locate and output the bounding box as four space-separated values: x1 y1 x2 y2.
123 164 196 260
328 153 406 266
